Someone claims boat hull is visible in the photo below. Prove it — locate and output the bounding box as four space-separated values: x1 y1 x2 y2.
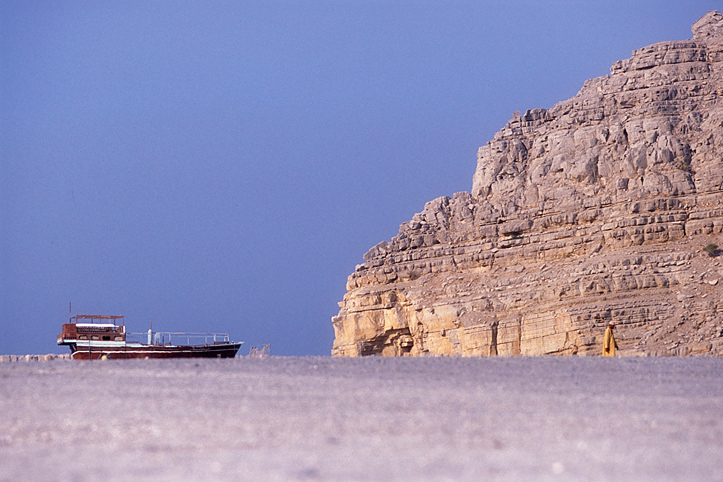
67 342 243 360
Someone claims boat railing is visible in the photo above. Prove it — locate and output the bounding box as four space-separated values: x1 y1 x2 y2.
126 331 231 346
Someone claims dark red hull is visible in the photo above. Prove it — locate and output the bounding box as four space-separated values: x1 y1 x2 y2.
68 342 242 360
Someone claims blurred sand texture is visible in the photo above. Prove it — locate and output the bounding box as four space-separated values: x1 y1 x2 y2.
1 357 722 481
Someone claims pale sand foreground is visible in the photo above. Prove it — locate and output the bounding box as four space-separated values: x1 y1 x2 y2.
1 357 722 481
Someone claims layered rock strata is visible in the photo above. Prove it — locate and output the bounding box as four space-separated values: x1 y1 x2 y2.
333 11 723 357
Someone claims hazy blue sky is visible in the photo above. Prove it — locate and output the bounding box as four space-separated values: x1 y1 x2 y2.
2 1 718 356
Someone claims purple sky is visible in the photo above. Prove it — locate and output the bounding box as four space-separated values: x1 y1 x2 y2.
2 1 718 356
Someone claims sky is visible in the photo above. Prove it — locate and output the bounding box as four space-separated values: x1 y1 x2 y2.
1 1 719 356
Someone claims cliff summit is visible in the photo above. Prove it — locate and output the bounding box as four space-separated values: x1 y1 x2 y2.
333 11 723 357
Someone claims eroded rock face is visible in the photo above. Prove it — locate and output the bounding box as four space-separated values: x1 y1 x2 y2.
333 11 723 357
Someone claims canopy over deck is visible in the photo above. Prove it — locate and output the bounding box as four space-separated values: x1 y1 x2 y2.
69 315 125 326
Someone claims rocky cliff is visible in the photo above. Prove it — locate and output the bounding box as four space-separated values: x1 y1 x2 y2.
332 11 723 357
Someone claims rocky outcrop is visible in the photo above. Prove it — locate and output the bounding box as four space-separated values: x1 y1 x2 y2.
332 11 723 357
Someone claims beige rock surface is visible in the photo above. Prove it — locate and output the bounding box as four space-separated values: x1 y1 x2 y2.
333 11 723 357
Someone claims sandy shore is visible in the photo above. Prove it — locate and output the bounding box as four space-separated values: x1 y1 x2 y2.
1 356 722 481
0 354 70 362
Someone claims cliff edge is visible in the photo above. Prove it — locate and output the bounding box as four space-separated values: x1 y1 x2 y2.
333 11 723 357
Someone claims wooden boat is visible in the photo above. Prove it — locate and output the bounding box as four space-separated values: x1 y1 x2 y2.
57 314 243 360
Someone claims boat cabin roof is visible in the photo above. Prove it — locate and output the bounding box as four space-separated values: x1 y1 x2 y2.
69 314 125 326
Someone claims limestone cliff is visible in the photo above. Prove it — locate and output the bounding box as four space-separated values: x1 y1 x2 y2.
332 11 723 357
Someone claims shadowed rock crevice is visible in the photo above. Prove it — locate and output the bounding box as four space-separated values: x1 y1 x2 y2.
333 11 723 357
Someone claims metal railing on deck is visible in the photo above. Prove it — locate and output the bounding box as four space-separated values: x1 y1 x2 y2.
126 332 231 346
